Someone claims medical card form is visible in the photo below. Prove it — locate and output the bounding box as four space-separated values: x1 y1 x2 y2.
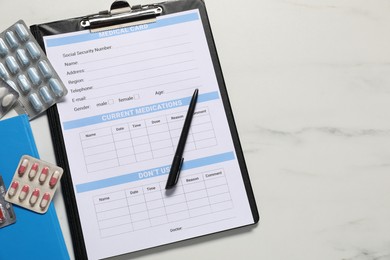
43 8 258 260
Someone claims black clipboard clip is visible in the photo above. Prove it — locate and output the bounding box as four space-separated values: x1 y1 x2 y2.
81 0 163 32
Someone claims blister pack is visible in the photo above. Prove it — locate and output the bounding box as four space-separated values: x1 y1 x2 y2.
0 175 16 228
0 78 19 119
0 20 67 119
5 155 63 214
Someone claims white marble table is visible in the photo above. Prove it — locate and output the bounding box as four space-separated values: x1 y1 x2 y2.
2 0 390 259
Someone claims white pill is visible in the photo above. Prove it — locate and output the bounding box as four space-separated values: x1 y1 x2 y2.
1 93 15 107
0 87 7 98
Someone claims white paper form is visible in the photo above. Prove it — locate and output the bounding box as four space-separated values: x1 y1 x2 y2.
44 10 254 260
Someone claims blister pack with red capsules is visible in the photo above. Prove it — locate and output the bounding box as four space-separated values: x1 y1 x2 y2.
5 155 63 214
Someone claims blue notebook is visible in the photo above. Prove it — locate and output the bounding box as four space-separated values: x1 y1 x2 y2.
0 115 69 259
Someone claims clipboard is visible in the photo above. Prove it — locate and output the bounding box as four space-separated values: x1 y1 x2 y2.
30 0 259 259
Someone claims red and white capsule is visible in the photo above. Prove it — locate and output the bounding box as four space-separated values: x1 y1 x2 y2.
29 188 40 206
8 181 19 198
39 167 49 183
40 192 50 210
18 158 29 177
49 170 60 188
29 162 39 180
19 185 30 201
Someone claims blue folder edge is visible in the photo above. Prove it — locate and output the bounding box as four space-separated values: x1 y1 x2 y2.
0 115 69 259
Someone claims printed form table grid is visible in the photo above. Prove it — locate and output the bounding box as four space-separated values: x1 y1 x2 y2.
93 169 232 238
80 107 216 172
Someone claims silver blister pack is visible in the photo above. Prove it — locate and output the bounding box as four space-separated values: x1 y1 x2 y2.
0 175 16 228
0 20 68 119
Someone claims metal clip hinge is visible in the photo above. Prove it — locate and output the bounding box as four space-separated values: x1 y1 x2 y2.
81 0 163 32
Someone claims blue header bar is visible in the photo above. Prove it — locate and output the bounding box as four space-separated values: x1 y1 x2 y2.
76 151 235 193
45 12 199 47
63 91 219 130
